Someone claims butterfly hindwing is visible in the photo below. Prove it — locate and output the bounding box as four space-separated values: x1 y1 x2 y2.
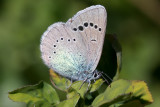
41 23 88 80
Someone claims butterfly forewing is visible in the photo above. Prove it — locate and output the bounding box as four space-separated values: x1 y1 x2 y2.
66 5 107 73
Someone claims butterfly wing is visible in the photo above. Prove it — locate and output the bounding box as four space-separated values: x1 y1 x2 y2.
66 5 107 72
40 22 88 80
40 5 107 80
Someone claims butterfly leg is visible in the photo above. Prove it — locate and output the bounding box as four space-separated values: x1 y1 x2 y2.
87 80 91 91
94 79 96 83
100 72 112 87
79 77 88 89
66 78 73 89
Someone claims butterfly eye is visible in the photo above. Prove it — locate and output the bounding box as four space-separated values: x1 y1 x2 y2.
68 39 70 41
54 45 56 47
61 38 63 40
94 73 98 77
56 40 58 42
54 52 56 54
49 56 51 58
73 39 76 41
99 28 102 31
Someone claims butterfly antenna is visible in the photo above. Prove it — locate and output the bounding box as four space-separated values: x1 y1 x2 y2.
100 73 109 84
66 78 73 89
100 72 112 87
101 72 113 82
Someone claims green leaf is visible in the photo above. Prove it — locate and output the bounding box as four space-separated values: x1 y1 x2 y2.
131 80 153 104
67 79 104 100
93 80 131 106
92 79 153 107
8 81 60 106
120 100 143 107
113 51 122 81
50 69 104 99
93 93 132 107
68 81 89 98
56 94 80 107
27 101 52 107
67 90 78 99
90 79 104 93
50 69 71 92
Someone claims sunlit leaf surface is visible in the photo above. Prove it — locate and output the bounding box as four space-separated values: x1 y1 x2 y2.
8 81 60 106
92 79 153 107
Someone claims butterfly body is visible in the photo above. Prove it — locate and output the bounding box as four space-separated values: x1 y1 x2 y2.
40 5 107 82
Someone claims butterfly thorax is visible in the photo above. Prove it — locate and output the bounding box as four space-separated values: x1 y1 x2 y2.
74 70 101 82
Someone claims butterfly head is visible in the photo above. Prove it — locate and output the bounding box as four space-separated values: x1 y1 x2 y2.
77 70 101 83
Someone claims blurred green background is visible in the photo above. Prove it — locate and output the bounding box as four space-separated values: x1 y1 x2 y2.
0 0 160 106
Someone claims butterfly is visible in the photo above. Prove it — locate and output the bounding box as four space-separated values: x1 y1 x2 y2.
40 5 107 85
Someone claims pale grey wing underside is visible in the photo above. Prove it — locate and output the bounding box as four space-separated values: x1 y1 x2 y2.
66 5 107 72
40 23 88 80
40 5 107 80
